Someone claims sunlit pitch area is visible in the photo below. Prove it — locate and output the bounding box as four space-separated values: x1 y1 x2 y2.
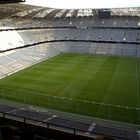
25 0 140 9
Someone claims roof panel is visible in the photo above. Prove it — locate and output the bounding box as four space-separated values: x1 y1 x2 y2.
54 9 67 18
66 10 75 18
33 8 55 18
14 8 42 17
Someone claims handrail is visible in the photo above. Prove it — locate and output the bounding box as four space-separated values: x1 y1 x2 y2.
0 86 139 111
0 110 133 140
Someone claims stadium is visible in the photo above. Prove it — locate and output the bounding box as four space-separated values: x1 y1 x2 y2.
0 0 139 140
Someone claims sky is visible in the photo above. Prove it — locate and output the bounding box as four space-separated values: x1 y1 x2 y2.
25 0 140 9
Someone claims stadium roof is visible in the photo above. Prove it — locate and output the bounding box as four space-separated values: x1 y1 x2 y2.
9 7 140 18
1 4 140 18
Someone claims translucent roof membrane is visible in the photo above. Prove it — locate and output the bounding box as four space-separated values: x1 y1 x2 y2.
15 8 42 17
33 9 55 18
66 10 75 18
54 9 66 18
82 9 93 16
77 9 93 17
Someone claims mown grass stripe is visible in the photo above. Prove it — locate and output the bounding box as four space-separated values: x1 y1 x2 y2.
0 54 139 124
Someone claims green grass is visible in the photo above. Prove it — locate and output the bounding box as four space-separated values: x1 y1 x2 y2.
0 54 140 124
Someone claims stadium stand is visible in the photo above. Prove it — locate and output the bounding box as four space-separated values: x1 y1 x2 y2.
0 28 140 55
0 3 140 140
0 41 140 78
0 104 139 140
0 44 61 78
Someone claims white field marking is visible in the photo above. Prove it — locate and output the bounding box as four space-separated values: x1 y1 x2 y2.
1 86 140 111
136 59 140 106
1 56 139 110
136 58 140 121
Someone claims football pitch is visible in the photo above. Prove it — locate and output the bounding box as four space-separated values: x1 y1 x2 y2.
0 54 140 124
